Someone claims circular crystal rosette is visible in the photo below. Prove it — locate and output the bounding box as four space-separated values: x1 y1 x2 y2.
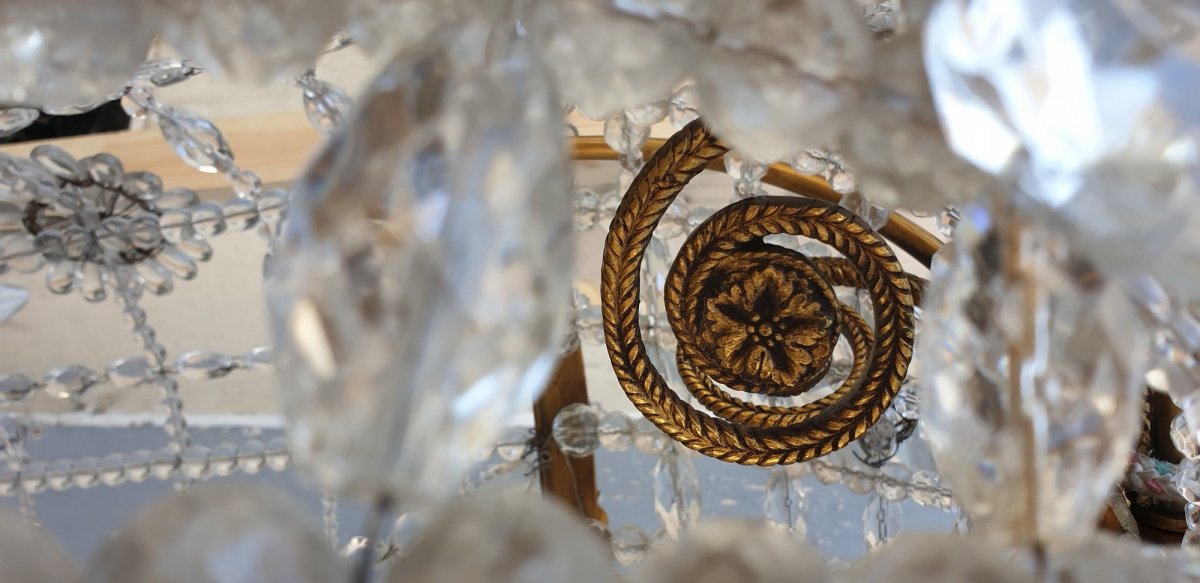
0 145 241 300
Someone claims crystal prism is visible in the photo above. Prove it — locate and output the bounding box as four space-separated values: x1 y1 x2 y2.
268 22 574 501
925 0 1200 296
653 444 702 539
763 467 808 538
918 199 1150 547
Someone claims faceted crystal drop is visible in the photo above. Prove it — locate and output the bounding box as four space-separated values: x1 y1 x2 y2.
551 403 601 458
862 493 901 553
603 112 650 158
0 373 37 402
158 109 234 174
107 357 155 388
31 144 86 182
136 260 174 296
131 59 200 88
189 202 226 237
88 485 346 583
838 191 889 230
177 351 235 380
0 507 79 581
157 246 198 280
634 417 669 455
0 108 38 138
223 196 260 230
763 468 809 538
917 200 1150 547
44 365 97 399
573 188 599 231
45 261 78 294
78 262 107 302
0 284 29 323
640 521 830 583
388 491 616 583
653 445 701 539
667 84 700 130
267 23 574 500
156 187 199 210
610 525 650 567
299 74 353 135
84 153 124 188
228 169 262 198
597 410 634 451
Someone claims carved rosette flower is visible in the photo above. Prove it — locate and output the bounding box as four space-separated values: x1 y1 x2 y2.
705 265 835 388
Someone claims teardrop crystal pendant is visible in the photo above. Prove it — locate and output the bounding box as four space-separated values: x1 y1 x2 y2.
267 20 574 501
918 199 1150 547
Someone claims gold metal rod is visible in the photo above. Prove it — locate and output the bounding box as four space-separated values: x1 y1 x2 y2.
572 136 941 267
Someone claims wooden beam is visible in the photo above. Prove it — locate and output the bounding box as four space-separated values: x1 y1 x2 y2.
532 346 607 524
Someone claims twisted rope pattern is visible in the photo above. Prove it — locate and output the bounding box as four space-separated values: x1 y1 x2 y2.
601 120 917 465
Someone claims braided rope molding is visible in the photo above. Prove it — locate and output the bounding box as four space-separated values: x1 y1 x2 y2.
601 119 916 465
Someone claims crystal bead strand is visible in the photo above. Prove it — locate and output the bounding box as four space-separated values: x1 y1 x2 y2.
4 346 271 406
111 270 191 465
0 439 289 497
724 151 767 201
322 491 340 548
0 418 37 520
296 70 353 135
124 78 263 200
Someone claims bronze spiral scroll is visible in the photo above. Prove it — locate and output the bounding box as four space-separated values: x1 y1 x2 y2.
601 119 919 465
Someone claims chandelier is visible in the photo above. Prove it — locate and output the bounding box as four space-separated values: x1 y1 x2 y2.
1 0 1200 581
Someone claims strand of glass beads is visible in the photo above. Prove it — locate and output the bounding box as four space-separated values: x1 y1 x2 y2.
122 65 263 200
0 439 290 497
322 491 340 548
550 404 957 510
0 347 273 407
112 270 191 460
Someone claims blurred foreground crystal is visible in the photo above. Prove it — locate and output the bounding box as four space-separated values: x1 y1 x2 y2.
0 1 152 108
89 485 345 583
918 199 1150 546
639 521 830 583
156 0 343 82
0 506 79 582
268 21 573 501
388 491 617 583
925 0 1200 297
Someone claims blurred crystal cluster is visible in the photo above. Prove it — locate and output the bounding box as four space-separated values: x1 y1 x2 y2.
1 0 1200 581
